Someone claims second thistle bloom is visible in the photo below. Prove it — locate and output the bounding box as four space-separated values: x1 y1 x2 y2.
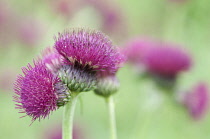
54 29 124 74
143 45 191 79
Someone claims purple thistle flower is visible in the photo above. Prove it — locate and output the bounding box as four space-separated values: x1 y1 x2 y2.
183 83 209 120
13 61 70 122
143 45 191 78
54 28 125 74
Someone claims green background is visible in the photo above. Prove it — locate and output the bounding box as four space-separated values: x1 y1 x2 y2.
1 0 210 138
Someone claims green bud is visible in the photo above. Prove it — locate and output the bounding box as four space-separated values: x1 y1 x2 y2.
58 65 97 93
94 76 119 97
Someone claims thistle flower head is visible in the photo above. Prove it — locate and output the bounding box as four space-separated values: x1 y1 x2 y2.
13 61 70 122
143 45 191 78
58 65 97 92
183 83 209 120
94 74 119 97
42 47 67 74
54 29 124 74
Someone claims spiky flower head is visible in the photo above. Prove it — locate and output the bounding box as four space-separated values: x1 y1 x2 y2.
94 74 119 97
58 65 97 92
42 47 67 74
13 61 70 122
183 83 209 120
143 45 191 79
54 28 125 74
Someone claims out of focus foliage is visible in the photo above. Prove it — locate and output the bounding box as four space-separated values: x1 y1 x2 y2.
1 0 210 139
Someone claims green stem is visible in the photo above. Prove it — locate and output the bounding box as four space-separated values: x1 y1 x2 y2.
106 96 117 139
62 93 79 139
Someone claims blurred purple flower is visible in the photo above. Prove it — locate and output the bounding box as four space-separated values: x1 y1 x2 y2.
48 0 82 18
143 45 191 78
123 38 157 65
54 28 125 74
100 5 123 33
17 17 45 46
85 0 126 34
183 83 209 120
13 61 70 122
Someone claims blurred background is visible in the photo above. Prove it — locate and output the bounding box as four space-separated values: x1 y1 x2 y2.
1 0 210 139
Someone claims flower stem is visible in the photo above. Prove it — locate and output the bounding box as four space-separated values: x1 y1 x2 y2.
106 96 117 139
63 92 79 139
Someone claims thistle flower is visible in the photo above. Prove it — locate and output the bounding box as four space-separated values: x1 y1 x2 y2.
143 45 191 79
13 61 70 122
54 29 124 74
94 74 119 97
183 83 209 120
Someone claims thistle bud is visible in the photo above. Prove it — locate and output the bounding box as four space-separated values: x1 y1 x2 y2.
58 65 97 93
94 75 119 97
